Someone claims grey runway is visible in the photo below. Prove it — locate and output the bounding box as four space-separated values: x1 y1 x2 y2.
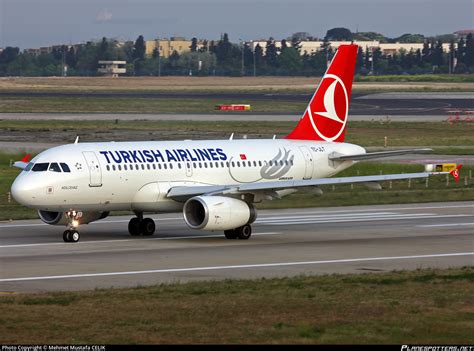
1 202 473 293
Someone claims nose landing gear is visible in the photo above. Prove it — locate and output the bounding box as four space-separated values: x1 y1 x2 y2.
63 229 80 243
128 212 156 236
63 211 82 243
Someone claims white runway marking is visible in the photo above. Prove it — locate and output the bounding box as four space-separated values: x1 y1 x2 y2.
0 232 282 249
259 204 474 216
260 214 469 226
0 252 471 283
417 223 474 228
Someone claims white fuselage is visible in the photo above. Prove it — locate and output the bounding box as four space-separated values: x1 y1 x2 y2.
11 139 365 213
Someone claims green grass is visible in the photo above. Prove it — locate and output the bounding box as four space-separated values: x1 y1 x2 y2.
1 267 473 344
0 96 306 113
355 74 474 83
1 119 474 147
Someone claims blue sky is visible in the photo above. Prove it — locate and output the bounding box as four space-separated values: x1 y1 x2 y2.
0 0 472 48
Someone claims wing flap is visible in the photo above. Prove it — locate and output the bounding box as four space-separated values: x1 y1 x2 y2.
329 148 432 161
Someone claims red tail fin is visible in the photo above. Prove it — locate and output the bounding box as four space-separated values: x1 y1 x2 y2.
285 44 358 142
450 164 463 183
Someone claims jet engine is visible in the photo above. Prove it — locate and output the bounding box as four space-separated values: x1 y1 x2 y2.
183 196 257 231
38 210 109 225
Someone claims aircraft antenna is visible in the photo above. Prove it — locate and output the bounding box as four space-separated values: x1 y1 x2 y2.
74 136 79 144
229 133 234 140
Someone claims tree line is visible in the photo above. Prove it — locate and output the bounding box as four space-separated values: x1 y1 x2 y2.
0 30 473 77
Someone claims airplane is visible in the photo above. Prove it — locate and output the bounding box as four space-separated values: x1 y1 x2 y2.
10 44 462 243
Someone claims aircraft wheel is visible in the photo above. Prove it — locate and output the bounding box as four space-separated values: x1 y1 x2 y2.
69 230 80 243
128 217 141 236
236 225 252 240
63 229 80 243
224 229 238 239
140 218 156 236
63 230 71 242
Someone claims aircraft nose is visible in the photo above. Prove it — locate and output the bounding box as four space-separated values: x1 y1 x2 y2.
11 174 34 206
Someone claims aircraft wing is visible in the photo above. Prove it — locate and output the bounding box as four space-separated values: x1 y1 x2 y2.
329 148 432 161
167 171 447 201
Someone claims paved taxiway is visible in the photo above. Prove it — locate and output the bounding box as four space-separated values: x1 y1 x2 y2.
1 202 473 293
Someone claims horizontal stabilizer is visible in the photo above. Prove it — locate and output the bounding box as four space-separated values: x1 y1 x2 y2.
12 154 31 169
329 148 432 161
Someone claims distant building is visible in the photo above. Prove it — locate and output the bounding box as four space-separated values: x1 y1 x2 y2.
248 40 379 55
454 29 474 37
145 37 206 58
248 40 453 57
97 60 127 77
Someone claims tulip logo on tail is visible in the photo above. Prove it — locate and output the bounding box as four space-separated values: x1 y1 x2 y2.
309 74 349 142
285 44 357 142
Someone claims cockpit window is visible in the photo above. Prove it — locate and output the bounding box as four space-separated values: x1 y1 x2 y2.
32 163 49 172
24 162 34 172
49 163 61 172
60 163 71 173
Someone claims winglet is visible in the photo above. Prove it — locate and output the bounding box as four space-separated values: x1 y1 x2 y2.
21 154 31 163
450 164 463 183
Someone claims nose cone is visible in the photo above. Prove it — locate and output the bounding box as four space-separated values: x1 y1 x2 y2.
11 174 34 207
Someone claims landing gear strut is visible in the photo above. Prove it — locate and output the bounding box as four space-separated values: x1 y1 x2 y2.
128 212 156 236
224 224 252 240
63 211 82 243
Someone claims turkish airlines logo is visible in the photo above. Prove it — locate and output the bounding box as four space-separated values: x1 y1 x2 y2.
308 74 348 142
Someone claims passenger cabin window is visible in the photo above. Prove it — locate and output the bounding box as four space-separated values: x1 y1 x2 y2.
32 163 49 172
49 163 61 172
60 163 71 172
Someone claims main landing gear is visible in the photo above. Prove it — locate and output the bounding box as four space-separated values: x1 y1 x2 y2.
128 212 156 236
224 224 252 240
63 211 82 243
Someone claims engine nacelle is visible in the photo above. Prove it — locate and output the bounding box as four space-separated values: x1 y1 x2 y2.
38 210 109 226
183 196 257 231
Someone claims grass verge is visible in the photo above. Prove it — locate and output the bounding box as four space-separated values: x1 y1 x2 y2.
0 96 306 114
0 267 473 344
355 74 474 83
1 120 474 148
0 76 473 94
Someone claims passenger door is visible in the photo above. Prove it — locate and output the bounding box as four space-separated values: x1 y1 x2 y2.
82 151 102 187
298 146 313 180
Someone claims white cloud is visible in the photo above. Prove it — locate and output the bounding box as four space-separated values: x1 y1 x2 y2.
96 8 112 23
